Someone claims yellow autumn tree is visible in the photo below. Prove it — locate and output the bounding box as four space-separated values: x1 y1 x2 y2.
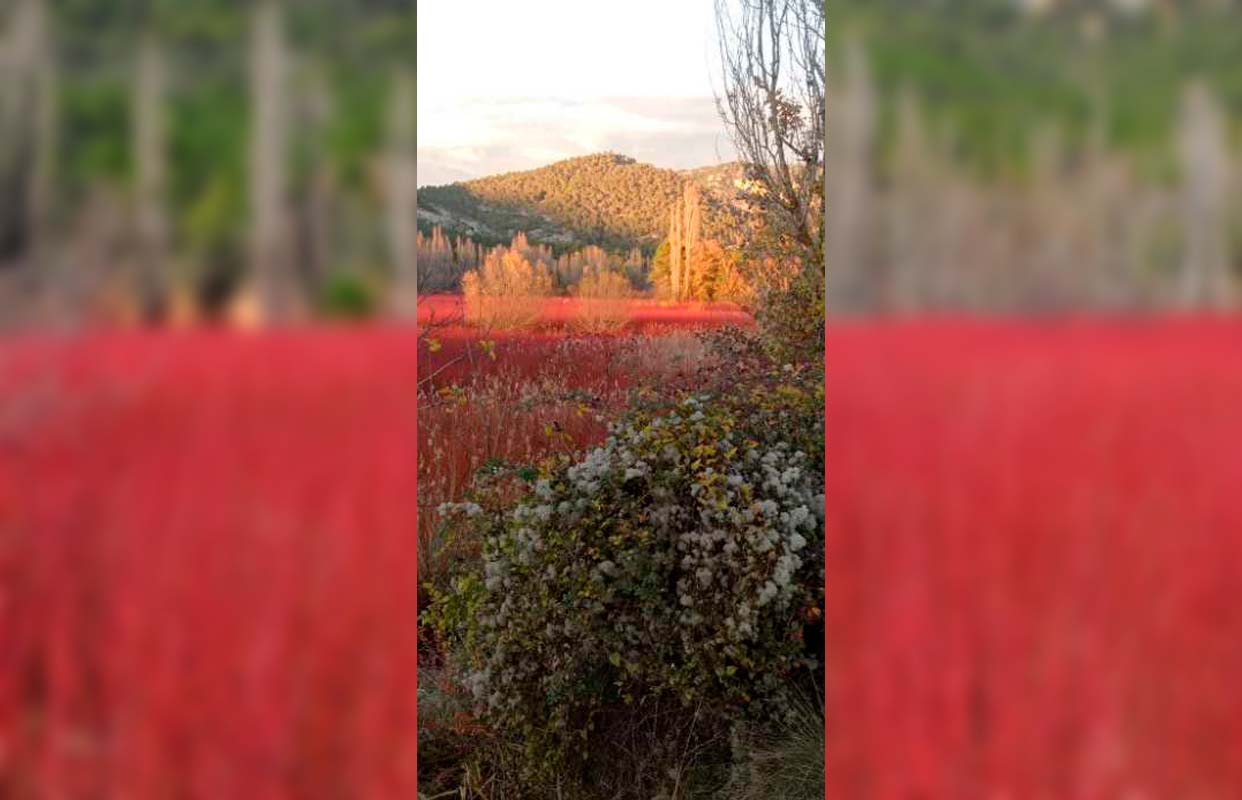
573 265 633 332
462 248 553 328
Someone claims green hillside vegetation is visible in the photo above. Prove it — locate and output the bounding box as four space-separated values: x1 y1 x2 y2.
418 153 725 253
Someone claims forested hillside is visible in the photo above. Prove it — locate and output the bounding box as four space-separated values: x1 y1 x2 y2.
416 153 750 254
417 153 688 251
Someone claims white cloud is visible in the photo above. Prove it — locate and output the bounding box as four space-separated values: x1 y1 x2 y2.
416 0 737 184
417 96 735 185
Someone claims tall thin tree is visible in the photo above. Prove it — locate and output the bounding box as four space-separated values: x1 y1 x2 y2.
826 34 875 310
1 0 56 268
133 30 168 320
1178 81 1232 308
387 67 417 318
249 0 294 322
669 203 683 301
683 182 702 300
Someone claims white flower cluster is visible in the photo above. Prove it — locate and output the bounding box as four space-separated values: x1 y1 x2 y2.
565 446 610 496
437 501 483 517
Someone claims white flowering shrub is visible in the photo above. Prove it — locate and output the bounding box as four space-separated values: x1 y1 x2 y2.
428 369 824 779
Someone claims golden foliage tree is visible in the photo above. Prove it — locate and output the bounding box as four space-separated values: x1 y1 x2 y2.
573 264 633 332
462 247 553 329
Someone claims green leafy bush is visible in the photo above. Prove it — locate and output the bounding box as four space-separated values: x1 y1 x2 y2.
320 271 376 319
428 369 824 784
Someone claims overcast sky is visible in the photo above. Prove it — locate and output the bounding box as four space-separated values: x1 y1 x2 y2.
416 0 736 186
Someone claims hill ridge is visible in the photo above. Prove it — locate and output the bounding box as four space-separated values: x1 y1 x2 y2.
416 152 745 253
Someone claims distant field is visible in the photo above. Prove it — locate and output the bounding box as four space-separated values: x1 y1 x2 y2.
416 293 753 332
415 295 755 582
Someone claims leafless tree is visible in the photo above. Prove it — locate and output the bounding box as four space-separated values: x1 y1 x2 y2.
714 0 824 266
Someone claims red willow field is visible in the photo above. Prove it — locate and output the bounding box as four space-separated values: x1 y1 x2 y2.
2 312 1240 795
827 316 1242 796
0 328 421 797
414 296 753 580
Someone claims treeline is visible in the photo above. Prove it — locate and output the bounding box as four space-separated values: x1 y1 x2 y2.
418 227 648 295
0 0 415 326
830 37 1242 311
420 188 750 306
836 0 1242 178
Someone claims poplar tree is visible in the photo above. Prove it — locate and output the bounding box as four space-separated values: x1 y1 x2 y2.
669 203 682 301
683 182 702 300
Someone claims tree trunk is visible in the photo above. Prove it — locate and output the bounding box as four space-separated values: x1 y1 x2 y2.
387 68 417 319
249 0 295 323
1 0 55 269
827 35 876 311
1178 82 1231 309
669 204 682 301
133 32 168 321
